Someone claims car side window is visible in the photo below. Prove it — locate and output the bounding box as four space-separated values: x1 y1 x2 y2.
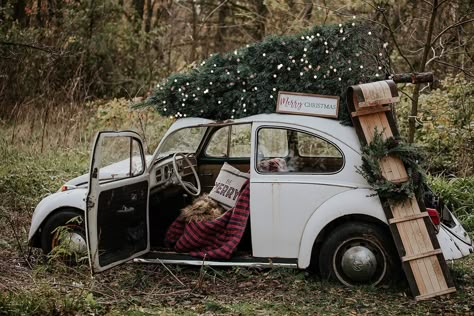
229 124 251 157
98 136 144 180
256 127 343 173
205 124 251 158
205 126 230 157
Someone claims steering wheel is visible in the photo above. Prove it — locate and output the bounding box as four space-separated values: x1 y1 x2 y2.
172 153 201 196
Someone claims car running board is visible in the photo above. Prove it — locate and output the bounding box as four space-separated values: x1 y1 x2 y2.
134 251 298 268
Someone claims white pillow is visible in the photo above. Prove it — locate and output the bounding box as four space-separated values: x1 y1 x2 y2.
208 163 250 210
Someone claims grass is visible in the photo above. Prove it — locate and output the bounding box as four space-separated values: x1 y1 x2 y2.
1 259 474 315
1 101 473 315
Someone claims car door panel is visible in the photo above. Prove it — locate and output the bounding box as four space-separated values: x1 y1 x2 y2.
96 180 148 267
87 131 150 273
250 122 356 259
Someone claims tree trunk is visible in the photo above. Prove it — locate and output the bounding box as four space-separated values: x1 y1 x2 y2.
189 1 198 62
301 0 313 21
408 0 439 143
13 0 27 26
214 2 229 53
142 0 152 32
252 0 267 40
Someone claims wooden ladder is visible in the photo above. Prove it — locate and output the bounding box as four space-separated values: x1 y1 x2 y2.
347 80 456 301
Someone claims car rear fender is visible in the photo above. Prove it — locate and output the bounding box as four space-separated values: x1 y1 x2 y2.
28 189 87 245
298 188 387 269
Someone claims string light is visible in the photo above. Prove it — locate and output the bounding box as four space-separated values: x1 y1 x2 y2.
151 22 385 121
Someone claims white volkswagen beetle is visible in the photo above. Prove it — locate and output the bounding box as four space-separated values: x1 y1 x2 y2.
28 114 473 286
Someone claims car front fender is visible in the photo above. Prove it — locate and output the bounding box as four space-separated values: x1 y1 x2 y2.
28 188 87 243
298 188 387 269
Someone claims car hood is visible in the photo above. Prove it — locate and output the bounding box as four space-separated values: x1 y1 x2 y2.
64 155 154 188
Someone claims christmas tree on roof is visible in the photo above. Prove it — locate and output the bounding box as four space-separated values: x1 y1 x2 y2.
139 21 389 124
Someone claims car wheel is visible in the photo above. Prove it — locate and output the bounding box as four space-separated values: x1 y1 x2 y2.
41 209 87 263
318 222 400 287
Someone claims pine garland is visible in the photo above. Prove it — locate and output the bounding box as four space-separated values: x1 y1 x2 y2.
137 21 389 124
357 131 426 202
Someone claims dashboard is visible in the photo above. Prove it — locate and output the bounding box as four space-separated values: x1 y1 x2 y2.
153 155 198 187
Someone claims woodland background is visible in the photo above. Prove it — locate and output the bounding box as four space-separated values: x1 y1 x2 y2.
1 0 474 314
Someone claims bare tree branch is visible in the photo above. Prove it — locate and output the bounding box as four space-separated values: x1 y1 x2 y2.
430 18 474 45
0 41 56 54
378 7 416 72
433 59 474 77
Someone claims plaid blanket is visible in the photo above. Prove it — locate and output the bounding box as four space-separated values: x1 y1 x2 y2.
165 180 250 259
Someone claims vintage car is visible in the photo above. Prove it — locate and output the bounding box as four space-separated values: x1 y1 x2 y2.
28 113 473 287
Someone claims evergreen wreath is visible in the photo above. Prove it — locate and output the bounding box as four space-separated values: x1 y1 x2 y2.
357 130 426 202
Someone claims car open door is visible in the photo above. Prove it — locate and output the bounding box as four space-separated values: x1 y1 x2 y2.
86 131 150 273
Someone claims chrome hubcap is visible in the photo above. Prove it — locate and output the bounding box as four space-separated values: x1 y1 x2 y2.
333 238 387 286
59 231 87 254
341 246 377 282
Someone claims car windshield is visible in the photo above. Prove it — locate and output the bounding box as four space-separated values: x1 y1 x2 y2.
157 126 207 158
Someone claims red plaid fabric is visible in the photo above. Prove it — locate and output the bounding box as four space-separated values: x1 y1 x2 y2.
165 180 250 259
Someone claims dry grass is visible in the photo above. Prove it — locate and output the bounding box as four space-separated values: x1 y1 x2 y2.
1 101 473 315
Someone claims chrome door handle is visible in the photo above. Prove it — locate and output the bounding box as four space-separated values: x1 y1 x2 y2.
117 205 135 214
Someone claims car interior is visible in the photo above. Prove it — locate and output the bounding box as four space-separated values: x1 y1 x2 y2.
149 123 253 256
146 122 344 258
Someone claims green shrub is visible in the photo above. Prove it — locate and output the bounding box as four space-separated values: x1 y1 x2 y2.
397 75 473 177
429 176 474 233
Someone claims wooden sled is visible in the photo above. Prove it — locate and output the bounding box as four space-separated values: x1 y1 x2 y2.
347 80 456 301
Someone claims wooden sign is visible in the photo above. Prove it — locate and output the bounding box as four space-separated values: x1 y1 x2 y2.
276 91 339 118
